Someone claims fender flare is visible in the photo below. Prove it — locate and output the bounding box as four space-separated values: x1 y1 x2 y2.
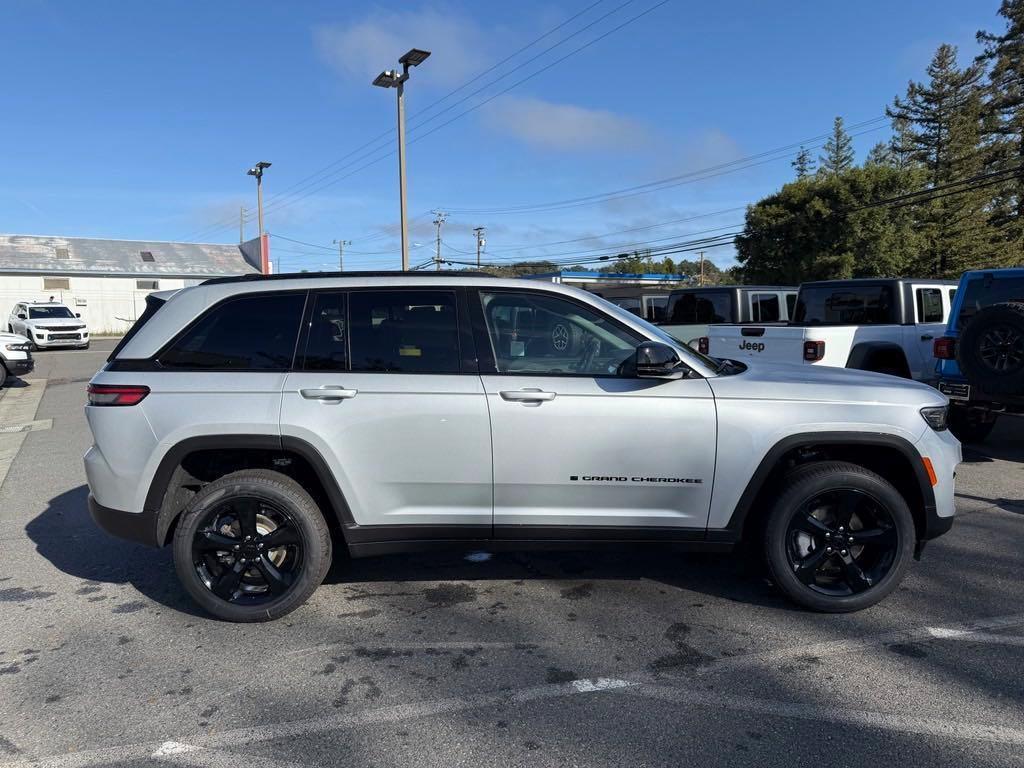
718 431 939 540
846 341 911 376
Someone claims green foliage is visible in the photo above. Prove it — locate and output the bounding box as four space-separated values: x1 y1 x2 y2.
792 146 815 178
818 117 855 176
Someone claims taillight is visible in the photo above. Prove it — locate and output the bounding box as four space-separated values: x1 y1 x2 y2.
87 384 150 406
697 337 709 354
933 337 956 360
803 340 825 362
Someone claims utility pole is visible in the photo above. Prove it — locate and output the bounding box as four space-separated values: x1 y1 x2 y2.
333 239 351 272
432 210 447 271
246 161 271 238
699 251 705 286
239 206 246 244
473 226 486 268
372 49 431 271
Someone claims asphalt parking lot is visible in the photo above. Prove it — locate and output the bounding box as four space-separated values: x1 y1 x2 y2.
1 339 1023 767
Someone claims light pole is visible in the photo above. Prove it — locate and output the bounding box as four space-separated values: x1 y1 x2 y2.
333 239 351 272
246 161 272 238
373 48 431 271
473 226 486 268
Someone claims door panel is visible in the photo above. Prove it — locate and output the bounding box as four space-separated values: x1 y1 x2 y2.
483 375 716 530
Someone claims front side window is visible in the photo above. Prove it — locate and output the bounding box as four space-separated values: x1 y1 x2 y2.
794 285 895 325
916 288 944 323
750 293 781 322
29 306 75 319
480 291 640 376
160 292 305 370
348 290 460 373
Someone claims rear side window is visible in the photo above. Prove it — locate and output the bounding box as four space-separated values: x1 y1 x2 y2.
794 285 895 325
957 276 1024 328
786 293 797 318
302 292 348 371
667 291 731 323
750 293 781 322
160 293 305 370
916 288 944 322
348 290 460 373
108 293 166 361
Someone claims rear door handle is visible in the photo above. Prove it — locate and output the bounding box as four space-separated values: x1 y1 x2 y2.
300 385 358 401
500 389 556 403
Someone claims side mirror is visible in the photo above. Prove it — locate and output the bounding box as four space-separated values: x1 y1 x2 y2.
75 313 81 318
17 313 26 320
635 341 684 379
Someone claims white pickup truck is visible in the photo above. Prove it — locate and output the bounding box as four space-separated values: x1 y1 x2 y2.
703 278 958 381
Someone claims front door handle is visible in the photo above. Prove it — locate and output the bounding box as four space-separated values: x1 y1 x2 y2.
920 334 934 341
300 385 358 401
500 389 556 403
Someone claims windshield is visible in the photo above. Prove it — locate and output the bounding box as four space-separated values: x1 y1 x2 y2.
589 294 724 372
28 306 75 319
793 285 895 325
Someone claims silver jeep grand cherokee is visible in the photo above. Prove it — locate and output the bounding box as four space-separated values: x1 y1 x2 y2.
84 272 961 622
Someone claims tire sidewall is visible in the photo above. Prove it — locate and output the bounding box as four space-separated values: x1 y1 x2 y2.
172 472 331 622
957 302 1024 395
765 464 915 613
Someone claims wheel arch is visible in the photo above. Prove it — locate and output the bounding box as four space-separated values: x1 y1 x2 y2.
846 342 912 377
146 434 354 547
720 432 938 545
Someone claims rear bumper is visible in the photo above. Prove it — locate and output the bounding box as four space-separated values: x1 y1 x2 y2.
88 494 159 547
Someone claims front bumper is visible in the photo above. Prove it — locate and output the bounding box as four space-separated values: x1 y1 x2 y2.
32 333 89 347
88 494 159 547
3 357 34 375
915 425 962 540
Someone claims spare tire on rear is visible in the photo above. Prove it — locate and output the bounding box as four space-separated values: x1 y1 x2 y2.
956 302 1024 396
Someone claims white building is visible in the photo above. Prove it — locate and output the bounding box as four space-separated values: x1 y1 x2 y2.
0 234 263 335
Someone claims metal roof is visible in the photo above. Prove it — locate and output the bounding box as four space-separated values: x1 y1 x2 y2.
0 233 261 278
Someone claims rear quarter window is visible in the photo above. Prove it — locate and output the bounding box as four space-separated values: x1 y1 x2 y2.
957 276 1024 328
793 285 895 325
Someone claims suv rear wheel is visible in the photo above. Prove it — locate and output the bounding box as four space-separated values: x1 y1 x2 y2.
172 469 332 622
764 461 914 612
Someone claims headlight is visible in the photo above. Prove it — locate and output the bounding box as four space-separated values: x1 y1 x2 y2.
920 406 949 431
3 343 29 352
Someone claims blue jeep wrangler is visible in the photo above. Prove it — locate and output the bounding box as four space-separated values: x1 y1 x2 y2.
934 267 1024 443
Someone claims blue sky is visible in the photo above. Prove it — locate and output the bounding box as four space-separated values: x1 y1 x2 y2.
0 0 999 272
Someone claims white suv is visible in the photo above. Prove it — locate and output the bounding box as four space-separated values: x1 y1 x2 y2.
8 301 90 349
84 273 961 622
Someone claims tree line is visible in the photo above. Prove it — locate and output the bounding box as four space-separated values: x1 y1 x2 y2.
736 0 1023 283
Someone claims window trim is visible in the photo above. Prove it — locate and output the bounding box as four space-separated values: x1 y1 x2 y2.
153 289 310 373
469 287 652 379
915 287 944 323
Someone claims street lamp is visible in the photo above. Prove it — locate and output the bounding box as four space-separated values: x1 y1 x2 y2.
246 161 272 238
373 48 431 271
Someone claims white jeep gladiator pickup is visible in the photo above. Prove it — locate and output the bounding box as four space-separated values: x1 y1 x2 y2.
704 278 957 381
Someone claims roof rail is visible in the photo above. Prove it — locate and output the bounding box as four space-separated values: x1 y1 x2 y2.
201 270 492 286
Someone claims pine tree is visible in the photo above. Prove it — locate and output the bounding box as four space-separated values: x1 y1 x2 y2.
792 146 815 178
818 117 855 176
977 0 1024 253
865 141 894 167
887 44 991 276
889 116 917 170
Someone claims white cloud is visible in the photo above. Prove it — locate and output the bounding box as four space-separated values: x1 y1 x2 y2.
314 8 490 88
481 95 652 152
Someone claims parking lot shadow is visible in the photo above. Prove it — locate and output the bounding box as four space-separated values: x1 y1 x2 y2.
26 485 206 617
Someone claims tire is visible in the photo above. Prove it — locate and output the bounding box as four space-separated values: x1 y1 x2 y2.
948 407 997 444
172 469 332 622
0 364 6 389
764 461 915 613
957 302 1024 396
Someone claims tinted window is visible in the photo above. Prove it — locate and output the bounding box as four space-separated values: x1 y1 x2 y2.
646 296 668 323
160 293 304 370
916 288 944 323
793 285 895 325
481 291 640 376
957 276 1024 329
302 292 348 371
610 297 643 316
750 293 781 322
349 290 459 373
667 291 732 324
786 293 797 318
29 306 75 319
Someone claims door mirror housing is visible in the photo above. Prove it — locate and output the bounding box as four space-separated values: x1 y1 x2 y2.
17 313 26 320
634 341 684 379
75 313 81 318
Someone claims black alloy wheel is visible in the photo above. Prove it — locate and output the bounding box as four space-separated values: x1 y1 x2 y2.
785 489 898 596
191 496 303 605
977 324 1024 374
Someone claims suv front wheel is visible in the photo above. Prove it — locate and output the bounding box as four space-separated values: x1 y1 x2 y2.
172 469 332 622
764 461 915 612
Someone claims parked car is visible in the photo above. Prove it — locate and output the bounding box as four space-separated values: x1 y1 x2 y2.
86 273 959 622
659 286 797 347
8 300 90 349
0 331 34 388
933 267 1024 443
703 278 957 381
